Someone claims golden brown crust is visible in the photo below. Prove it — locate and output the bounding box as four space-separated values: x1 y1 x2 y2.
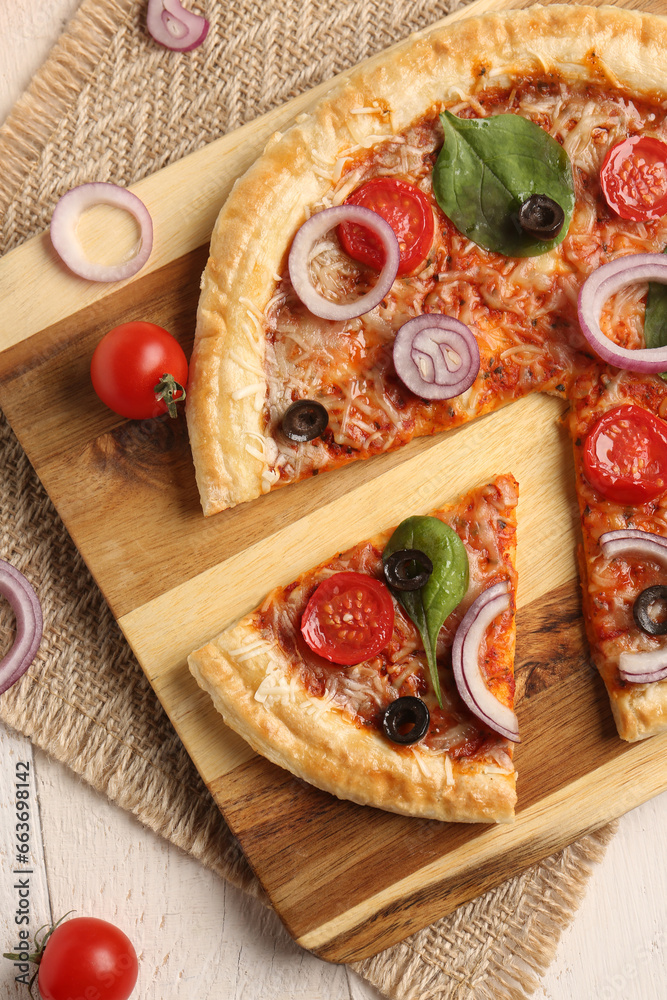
186 5 667 514
188 619 516 823
610 682 667 743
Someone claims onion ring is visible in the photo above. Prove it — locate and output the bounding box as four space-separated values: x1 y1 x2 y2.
288 205 399 320
599 528 667 567
578 253 667 372
393 314 480 399
146 0 209 51
50 183 153 283
0 561 42 696
451 581 520 742
618 647 667 685
598 529 667 684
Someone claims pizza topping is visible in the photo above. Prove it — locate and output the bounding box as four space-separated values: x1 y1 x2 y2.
451 581 520 743
644 251 667 380
281 400 329 442
0 560 43 696
618 647 667 685
392 315 480 400
432 110 574 257
263 84 667 485
600 135 667 222
50 183 153 282
338 178 435 276
146 0 209 51
599 528 667 567
288 205 399 320
383 549 433 591
300 571 394 665
381 696 430 745
633 585 667 636
517 195 565 241
582 404 667 504
577 253 667 373
384 516 469 708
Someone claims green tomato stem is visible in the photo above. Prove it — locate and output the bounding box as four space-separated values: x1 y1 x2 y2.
154 372 186 418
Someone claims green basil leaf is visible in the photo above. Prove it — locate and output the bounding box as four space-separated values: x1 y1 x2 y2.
644 246 667 382
432 111 575 258
383 516 469 707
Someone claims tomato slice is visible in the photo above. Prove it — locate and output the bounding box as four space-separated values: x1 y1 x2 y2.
583 403 667 504
300 571 395 665
600 135 667 221
338 178 435 275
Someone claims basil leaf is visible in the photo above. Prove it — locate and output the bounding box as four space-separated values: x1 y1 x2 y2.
432 111 575 258
644 247 667 382
383 516 469 707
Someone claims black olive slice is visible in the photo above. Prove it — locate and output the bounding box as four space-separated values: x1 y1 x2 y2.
633 585 667 636
381 696 430 745
517 194 565 240
383 549 433 591
281 399 329 442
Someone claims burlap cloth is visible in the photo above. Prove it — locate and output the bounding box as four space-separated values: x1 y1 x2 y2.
0 1 617 996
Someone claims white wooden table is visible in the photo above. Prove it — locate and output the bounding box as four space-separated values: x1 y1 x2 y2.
0 4 665 998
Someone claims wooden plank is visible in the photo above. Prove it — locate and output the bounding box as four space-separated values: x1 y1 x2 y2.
1 0 667 966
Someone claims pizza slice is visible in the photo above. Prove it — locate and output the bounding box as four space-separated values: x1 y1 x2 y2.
186 6 667 515
188 475 520 823
568 367 667 742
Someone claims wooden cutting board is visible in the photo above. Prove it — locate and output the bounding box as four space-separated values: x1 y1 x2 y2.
2 0 667 964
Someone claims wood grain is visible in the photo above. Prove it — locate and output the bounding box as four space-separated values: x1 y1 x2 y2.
2 0 667 965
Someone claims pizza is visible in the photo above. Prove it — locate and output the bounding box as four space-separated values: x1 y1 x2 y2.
188 476 520 823
186 2 667 798
567 367 667 742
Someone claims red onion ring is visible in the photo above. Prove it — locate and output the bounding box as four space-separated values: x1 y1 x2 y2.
393 315 480 399
578 254 667 372
50 183 153 283
599 529 667 683
146 0 209 51
618 647 667 685
288 205 399 321
0 561 42 696
451 581 520 742
599 528 667 567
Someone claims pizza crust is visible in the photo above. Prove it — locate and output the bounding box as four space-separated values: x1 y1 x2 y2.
186 4 667 514
188 618 516 823
610 680 667 743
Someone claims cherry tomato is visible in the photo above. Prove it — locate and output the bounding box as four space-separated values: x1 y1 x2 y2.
91 321 188 420
300 571 395 665
38 917 138 1000
582 403 667 504
338 178 435 275
600 135 667 221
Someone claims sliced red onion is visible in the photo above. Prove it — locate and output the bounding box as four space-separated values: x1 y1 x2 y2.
578 254 667 372
393 315 480 399
50 183 153 283
599 530 667 684
0 561 43 696
451 581 520 743
146 0 209 51
618 648 667 685
599 528 667 567
288 205 399 321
